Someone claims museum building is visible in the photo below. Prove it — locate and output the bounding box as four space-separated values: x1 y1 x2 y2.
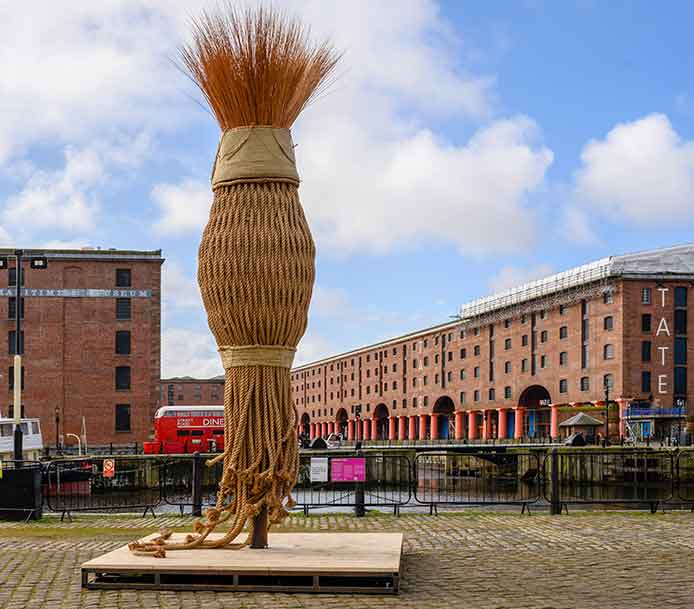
291 244 694 443
0 247 163 446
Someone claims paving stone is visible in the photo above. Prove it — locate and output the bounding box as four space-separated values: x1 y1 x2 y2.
1 511 693 607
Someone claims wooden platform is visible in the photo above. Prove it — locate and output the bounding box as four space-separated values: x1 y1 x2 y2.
81 532 403 594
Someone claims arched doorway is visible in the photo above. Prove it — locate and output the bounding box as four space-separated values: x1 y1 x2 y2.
433 396 455 439
374 404 389 440
335 408 348 438
518 385 552 438
300 413 311 437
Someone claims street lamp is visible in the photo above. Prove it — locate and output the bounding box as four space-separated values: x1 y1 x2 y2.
54 406 60 453
603 378 610 448
0 250 48 461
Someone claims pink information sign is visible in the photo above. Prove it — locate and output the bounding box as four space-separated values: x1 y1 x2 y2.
330 457 366 482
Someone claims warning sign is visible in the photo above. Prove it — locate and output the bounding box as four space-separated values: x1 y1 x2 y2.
103 458 115 478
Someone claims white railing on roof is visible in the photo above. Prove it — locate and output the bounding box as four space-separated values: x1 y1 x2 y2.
459 257 613 320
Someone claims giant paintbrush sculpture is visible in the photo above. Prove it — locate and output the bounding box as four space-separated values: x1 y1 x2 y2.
130 6 339 556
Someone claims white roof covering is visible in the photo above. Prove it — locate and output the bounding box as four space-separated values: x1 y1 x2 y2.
459 243 694 320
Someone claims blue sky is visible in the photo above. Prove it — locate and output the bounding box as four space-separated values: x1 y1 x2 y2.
2 1 694 377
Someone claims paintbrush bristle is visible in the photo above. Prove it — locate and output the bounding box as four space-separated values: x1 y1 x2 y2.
181 5 340 130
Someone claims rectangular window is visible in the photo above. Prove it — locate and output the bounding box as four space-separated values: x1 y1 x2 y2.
675 286 688 307
675 309 687 334
504 338 511 350
580 377 589 391
474 345 480 356
460 391 466 404
474 390 480 402
675 367 687 394
675 337 687 365
642 288 652 304
559 326 568 339
115 366 131 390
460 348 466 359
474 366 480 378
559 351 568 366
521 358 528 372
460 369 466 380
559 304 566 315
115 269 132 287
641 314 651 332
115 330 131 355
522 334 528 346
603 374 614 390
8 366 24 390
8 297 24 320
603 344 614 360
8 268 24 287
489 388 495 401
115 404 131 432
504 386 511 399
641 371 651 393
540 355 547 368
8 330 24 355
540 330 548 343
504 319 511 328
504 361 511 374
604 291 614 304
116 298 131 320
604 316 613 331
641 340 651 362
559 379 568 393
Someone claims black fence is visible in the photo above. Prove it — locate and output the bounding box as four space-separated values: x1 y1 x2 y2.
294 453 411 514
8 449 694 519
541 449 675 513
44 457 162 518
414 451 541 513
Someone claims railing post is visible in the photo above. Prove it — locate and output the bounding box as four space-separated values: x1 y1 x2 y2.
192 452 203 517
354 449 365 518
550 448 562 515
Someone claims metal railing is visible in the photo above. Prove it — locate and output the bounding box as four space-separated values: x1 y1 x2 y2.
44 457 162 518
542 449 674 512
414 451 541 512
160 454 223 514
294 453 411 514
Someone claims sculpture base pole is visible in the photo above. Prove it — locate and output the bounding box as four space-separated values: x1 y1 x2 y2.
250 505 269 549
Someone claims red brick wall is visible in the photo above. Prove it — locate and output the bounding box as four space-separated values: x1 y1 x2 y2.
159 378 225 406
0 251 162 446
291 278 691 429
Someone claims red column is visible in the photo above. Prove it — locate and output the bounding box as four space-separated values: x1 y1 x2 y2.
409 415 417 441
514 408 525 439
467 410 477 440
371 417 378 440
498 408 508 440
388 416 397 440
430 414 439 440
347 419 354 441
328 421 335 435
363 419 370 441
419 414 428 440
309 423 315 439
398 416 407 440
322 422 328 437
482 410 492 440
455 411 464 440
550 404 559 440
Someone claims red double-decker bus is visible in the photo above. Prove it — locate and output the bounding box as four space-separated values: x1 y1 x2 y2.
144 405 225 454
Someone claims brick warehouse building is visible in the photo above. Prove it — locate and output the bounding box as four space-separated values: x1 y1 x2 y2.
1 248 163 446
159 376 225 406
291 245 694 444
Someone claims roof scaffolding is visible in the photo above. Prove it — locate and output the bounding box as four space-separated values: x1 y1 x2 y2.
458 244 694 324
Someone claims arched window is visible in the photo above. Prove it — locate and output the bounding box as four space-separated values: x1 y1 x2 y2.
603 344 614 360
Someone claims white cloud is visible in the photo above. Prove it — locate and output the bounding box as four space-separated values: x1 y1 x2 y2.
575 113 694 224
161 260 202 311
488 263 554 293
162 327 221 379
298 116 552 254
561 207 597 245
152 179 211 235
295 332 335 366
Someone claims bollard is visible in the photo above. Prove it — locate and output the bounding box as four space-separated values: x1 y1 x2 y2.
550 448 562 515
192 452 203 517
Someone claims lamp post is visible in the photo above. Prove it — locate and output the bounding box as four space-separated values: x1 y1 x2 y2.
54 406 60 454
603 380 610 448
0 250 48 462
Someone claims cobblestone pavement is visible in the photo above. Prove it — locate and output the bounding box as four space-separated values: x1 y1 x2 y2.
1 511 693 609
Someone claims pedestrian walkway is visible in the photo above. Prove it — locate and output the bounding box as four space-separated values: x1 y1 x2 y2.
1 511 693 608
